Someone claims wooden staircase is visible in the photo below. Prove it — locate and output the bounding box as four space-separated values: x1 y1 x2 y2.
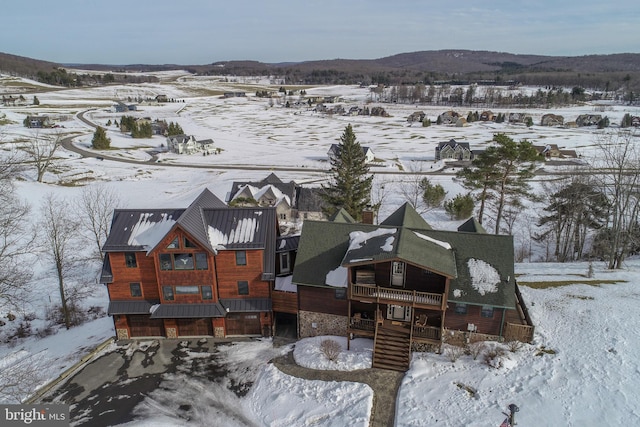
372 324 411 371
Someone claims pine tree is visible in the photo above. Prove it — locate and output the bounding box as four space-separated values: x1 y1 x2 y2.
91 126 111 149
322 124 373 221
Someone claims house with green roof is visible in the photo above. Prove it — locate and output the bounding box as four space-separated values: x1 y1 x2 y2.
292 203 534 371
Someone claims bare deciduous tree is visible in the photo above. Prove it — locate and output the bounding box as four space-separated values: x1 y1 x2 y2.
0 352 46 403
22 131 62 182
0 179 34 309
40 194 81 329
76 185 121 261
592 129 640 269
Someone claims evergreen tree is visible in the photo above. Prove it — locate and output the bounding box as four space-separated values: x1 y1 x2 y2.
420 178 446 210
457 133 540 234
444 193 475 220
32 96 39 105
91 126 111 149
321 124 373 221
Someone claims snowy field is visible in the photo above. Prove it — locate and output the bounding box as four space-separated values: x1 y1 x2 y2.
1 71 640 425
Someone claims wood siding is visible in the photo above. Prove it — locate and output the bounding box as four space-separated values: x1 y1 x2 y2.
299 286 348 316
107 252 160 300
368 262 447 294
272 290 298 314
215 250 271 299
444 304 504 336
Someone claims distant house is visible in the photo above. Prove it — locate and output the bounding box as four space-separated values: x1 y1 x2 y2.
540 114 564 127
167 134 216 155
435 139 472 161
479 111 495 121
632 116 640 127
328 143 375 163
533 144 579 160
407 111 426 123
223 92 246 98
113 102 137 113
438 111 460 125
576 114 602 127
24 115 51 128
227 173 327 223
155 94 168 103
508 112 530 124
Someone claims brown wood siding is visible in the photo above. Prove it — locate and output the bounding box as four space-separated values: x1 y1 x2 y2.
226 313 262 335
272 290 298 314
177 318 213 336
216 250 270 299
128 315 165 337
107 253 160 300
299 286 348 316
372 262 446 293
444 305 504 336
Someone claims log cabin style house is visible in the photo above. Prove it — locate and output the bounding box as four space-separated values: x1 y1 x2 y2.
291 203 534 371
101 189 278 339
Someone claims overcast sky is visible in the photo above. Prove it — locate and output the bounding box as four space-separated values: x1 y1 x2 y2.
3 1 638 65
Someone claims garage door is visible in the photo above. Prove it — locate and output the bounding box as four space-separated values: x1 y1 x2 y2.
177 318 213 336
226 313 262 336
128 315 165 337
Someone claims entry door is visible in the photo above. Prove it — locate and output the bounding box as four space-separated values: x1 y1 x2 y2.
391 261 405 287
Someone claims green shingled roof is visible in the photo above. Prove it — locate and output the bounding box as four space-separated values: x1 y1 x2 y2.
292 203 515 308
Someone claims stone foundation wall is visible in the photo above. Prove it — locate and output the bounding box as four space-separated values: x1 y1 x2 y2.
116 328 129 340
299 311 347 338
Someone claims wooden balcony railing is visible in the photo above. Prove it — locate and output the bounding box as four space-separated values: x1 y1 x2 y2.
412 324 442 341
351 283 443 308
349 317 376 332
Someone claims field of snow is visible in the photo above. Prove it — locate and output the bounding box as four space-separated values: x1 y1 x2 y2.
1 71 640 425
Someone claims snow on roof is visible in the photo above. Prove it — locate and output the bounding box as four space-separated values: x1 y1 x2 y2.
467 258 500 295
127 212 176 252
381 236 395 252
275 275 297 292
348 228 397 251
234 184 291 206
325 266 348 287
278 239 287 250
413 231 452 250
207 217 259 250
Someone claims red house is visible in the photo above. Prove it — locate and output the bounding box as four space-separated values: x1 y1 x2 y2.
101 189 278 339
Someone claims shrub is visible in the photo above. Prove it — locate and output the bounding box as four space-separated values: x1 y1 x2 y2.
319 339 341 362
444 193 475 220
468 340 487 360
506 340 524 353
445 344 465 363
484 347 506 368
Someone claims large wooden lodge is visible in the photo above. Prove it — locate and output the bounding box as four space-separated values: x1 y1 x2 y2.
102 188 534 371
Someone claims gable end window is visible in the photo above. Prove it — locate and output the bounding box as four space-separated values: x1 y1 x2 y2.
236 251 247 266
237 281 249 295
125 252 137 268
130 282 142 297
166 237 179 249
202 286 213 300
335 288 346 300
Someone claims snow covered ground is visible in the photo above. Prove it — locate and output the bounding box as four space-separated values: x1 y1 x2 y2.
1 72 640 425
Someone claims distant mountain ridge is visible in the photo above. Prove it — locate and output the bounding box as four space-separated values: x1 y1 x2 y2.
2 49 640 88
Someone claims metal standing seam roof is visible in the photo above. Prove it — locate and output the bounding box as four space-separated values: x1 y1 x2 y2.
220 298 272 312
150 303 226 319
107 300 159 315
276 235 300 253
102 209 185 252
